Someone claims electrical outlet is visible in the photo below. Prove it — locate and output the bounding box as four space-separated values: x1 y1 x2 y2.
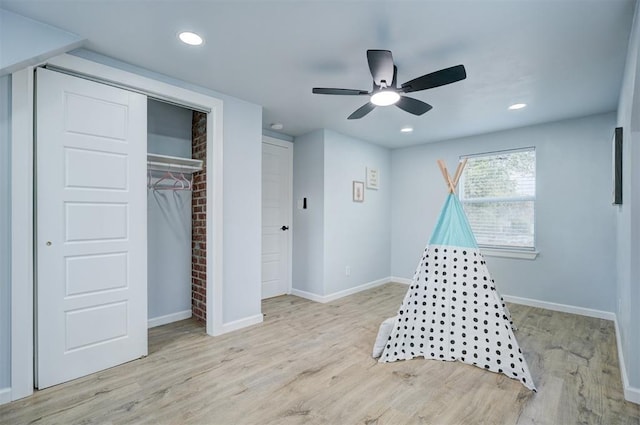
345 266 351 276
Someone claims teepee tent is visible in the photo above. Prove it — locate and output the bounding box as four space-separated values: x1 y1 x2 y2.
378 160 536 391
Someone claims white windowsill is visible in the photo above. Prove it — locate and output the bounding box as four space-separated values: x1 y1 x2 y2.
480 248 539 260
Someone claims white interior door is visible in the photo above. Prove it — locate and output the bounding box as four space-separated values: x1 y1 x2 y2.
261 138 293 299
36 68 147 389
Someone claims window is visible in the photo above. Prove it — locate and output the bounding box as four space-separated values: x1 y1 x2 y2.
459 148 536 250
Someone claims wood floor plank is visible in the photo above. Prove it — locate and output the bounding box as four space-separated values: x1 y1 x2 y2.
1 282 638 424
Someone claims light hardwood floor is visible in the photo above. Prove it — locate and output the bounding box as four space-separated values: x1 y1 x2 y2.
1 283 639 424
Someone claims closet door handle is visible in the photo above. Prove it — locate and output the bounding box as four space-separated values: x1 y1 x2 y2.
280 226 289 231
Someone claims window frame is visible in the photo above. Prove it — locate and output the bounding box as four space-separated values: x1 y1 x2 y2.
458 147 538 257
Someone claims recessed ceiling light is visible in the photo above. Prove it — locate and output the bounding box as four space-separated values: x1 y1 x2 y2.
178 31 203 46
400 127 413 133
508 103 527 110
270 123 284 130
371 90 400 106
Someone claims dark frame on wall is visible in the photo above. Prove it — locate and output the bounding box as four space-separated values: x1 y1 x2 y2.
613 126 623 205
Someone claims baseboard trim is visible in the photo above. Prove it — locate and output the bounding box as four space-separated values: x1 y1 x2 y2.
147 310 192 328
290 288 327 303
220 314 264 334
0 387 11 405
291 277 391 303
501 294 616 321
389 276 412 285
614 318 640 404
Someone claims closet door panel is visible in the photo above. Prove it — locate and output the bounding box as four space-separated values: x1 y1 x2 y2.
36 67 147 389
65 252 128 295
64 202 128 241
64 148 128 190
63 91 128 140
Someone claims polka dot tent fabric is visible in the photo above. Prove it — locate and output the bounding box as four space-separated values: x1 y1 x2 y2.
379 194 536 391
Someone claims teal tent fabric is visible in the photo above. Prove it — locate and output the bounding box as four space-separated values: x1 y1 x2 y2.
428 193 477 248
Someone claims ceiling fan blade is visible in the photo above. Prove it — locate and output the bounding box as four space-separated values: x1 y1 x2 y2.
348 102 376 120
401 64 467 93
313 88 370 95
392 65 398 89
367 50 395 87
396 96 433 116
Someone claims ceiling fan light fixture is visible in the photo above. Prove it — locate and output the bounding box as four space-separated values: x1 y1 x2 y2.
178 31 204 46
370 90 400 106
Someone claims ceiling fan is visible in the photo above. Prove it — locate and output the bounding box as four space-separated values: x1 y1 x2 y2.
312 50 466 120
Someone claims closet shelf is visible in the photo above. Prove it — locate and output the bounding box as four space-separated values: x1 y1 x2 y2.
147 153 203 174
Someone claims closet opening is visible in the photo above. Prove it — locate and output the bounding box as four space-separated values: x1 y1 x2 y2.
147 99 207 329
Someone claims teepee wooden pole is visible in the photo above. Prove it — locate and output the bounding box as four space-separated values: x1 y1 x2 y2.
438 159 467 193
452 158 468 188
437 160 456 193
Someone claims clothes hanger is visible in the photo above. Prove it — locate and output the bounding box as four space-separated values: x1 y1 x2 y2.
148 168 194 191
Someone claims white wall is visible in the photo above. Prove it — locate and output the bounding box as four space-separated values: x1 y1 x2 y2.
262 129 293 142
616 0 640 393
292 130 325 295
221 96 263 323
292 129 391 297
0 9 83 76
391 113 617 312
323 130 391 294
147 100 193 157
0 74 11 389
147 100 193 321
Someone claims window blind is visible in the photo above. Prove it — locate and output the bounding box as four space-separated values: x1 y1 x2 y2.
459 149 536 249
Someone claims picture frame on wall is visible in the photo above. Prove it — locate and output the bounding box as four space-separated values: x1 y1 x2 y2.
366 167 379 189
613 126 623 205
353 181 364 202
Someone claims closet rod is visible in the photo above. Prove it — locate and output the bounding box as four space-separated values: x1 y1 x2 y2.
41 64 212 114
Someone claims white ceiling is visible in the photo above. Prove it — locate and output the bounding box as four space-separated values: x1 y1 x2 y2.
2 0 635 148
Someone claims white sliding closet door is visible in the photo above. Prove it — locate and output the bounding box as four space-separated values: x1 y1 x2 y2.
36 68 148 389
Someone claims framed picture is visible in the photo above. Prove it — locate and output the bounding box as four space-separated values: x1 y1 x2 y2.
366 167 379 189
613 126 623 205
353 181 364 202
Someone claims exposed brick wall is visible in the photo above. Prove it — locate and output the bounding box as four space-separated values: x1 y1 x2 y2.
191 111 207 323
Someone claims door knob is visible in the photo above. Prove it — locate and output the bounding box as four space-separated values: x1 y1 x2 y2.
46 241 52 246
280 225 289 231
